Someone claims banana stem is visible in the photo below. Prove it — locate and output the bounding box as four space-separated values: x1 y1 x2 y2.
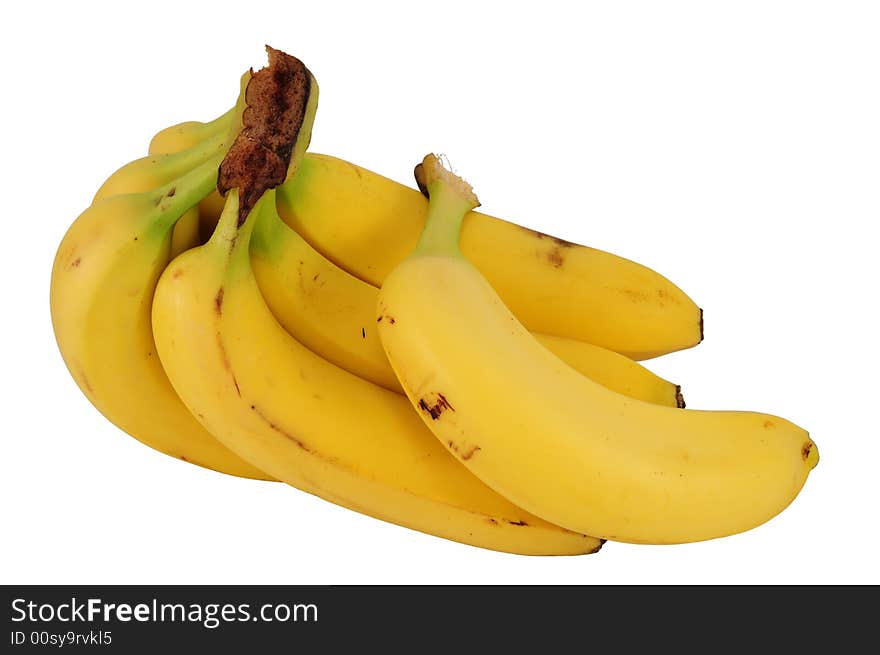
146 69 256 234
206 46 318 273
151 153 225 230
157 128 228 174
208 188 264 278
414 155 481 257
250 186 288 256
209 103 239 133
219 71 252 150
217 47 318 226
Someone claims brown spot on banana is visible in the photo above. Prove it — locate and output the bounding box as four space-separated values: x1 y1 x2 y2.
446 438 480 462
547 246 565 268
620 288 651 303
418 393 454 420
347 160 364 181
214 331 240 396
522 224 576 249
460 444 481 461
802 441 814 461
214 288 224 315
250 403 311 452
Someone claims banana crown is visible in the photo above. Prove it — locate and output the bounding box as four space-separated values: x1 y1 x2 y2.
216 46 318 226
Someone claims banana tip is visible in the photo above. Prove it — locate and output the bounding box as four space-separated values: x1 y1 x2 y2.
802 439 819 470
675 385 686 409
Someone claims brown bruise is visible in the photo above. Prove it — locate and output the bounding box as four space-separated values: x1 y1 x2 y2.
802 441 813 461
547 246 565 268
418 393 455 420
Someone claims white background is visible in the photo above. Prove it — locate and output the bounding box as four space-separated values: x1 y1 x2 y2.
1 0 878 584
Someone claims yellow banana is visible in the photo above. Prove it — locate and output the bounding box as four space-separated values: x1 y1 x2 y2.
154 187 600 555
377 155 818 545
50 152 268 480
152 50 600 554
149 108 702 360
250 195 683 406
279 154 702 360
169 208 201 258
152 110 682 404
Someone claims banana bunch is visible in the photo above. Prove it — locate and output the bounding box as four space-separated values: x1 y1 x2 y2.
50 47 817 555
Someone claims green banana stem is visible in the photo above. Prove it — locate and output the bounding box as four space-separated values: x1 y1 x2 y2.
154 128 227 175
218 71 252 150
208 188 251 261
208 189 273 283
149 153 225 232
230 190 269 271
250 185 288 259
206 103 239 134
286 80 319 183
413 155 481 257
156 70 250 172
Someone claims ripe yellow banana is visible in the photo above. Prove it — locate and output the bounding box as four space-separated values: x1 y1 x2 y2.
149 114 682 403
377 155 819 545
50 152 268 480
149 108 702 360
152 51 601 554
154 186 600 554
279 154 702 360
249 195 684 406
